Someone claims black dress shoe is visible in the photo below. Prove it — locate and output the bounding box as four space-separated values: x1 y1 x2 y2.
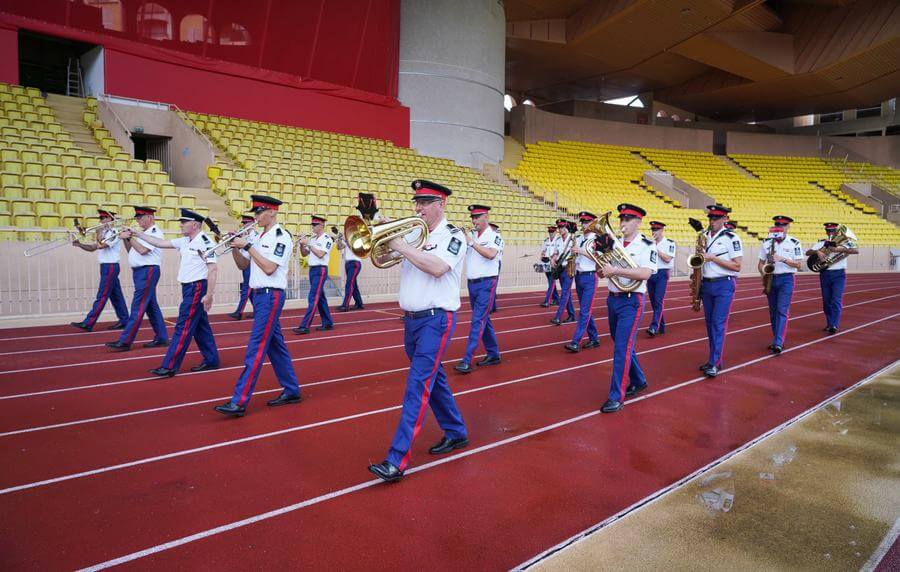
767 344 775 350
267 391 303 406
454 362 473 374
228 311 242 320
827 327 837 334
601 399 623 413
214 402 246 417
190 362 219 372
150 367 176 378
647 328 657 337
698 362 712 371
625 383 648 398
368 461 403 482
772 345 783 354
540 302 550 308
703 366 719 378
476 355 501 367
355 305 365 310
337 306 349 312
550 318 561 325
316 324 334 331
293 326 310 335
563 315 576 323
564 342 580 353
551 300 559 306
106 341 131 351
143 339 169 348
582 339 600 349
429 436 469 454
106 322 126 330
70 321 91 331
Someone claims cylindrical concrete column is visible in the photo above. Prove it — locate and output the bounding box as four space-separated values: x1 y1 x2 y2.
398 0 505 169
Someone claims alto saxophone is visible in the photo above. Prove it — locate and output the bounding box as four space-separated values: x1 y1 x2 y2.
762 237 776 295
688 218 707 312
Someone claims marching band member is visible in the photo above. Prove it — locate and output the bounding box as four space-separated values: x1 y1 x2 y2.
646 220 676 337
215 195 302 417
104 206 168 350
550 220 576 325
758 219 803 353
124 208 220 378
70 208 130 331
540 225 560 307
565 211 600 352
599 204 656 413
228 213 259 320
294 215 335 334
369 180 468 483
454 204 502 374
698 204 742 378
489 222 502 313
807 222 858 334
337 227 365 312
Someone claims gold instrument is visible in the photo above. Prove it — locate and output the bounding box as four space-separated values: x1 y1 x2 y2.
551 229 575 280
202 222 257 260
24 218 87 257
762 236 776 295
587 211 641 292
807 224 856 272
97 217 132 247
344 215 429 269
687 218 707 312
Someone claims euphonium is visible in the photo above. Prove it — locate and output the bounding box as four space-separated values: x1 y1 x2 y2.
344 215 429 269
586 211 641 292
807 224 856 272
687 218 707 312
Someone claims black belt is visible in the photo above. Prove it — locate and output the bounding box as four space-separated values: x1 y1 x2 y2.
404 308 450 319
608 292 638 298
576 270 595 276
251 287 284 294
702 276 734 282
468 276 497 284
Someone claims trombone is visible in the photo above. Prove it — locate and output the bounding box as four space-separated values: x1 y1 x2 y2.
23 218 87 257
201 222 256 260
343 214 429 269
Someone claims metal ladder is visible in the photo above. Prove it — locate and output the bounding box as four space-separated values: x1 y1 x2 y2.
66 58 83 97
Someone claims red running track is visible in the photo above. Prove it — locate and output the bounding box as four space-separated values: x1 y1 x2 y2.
0 273 897 570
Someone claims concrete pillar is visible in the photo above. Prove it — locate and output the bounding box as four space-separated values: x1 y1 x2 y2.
398 0 505 169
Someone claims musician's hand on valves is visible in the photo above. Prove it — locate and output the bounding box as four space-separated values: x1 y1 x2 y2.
702 252 717 262
298 235 310 247
572 245 583 255
601 264 618 277
231 237 249 250
465 231 475 246
119 228 133 239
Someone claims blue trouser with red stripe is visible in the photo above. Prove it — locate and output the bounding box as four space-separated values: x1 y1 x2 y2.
461 277 500 364
159 280 219 372
543 272 560 305
342 260 364 308
83 262 129 329
553 272 576 320
571 271 599 344
767 273 795 347
118 265 167 345
820 269 846 329
606 293 646 403
300 265 333 328
234 266 252 315
647 268 669 333
700 277 736 368
231 288 300 407
387 310 467 471
491 261 501 313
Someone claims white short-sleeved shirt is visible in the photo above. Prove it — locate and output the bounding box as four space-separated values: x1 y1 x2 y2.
342 236 362 263
97 227 122 264
759 235 804 274
466 226 503 279
495 232 504 263
237 228 260 262
574 232 597 272
548 235 565 258
248 224 292 289
170 232 216 283
399 218 467 312
607 235 657 294
306 232 333 267
128 225 164 268
702 228 743 278
655 237 677 270
541 236 556 258
810 237 854 271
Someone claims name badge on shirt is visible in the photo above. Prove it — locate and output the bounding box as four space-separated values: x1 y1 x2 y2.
448 237 461 255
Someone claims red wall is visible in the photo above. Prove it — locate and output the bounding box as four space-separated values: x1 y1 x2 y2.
0 24 16 84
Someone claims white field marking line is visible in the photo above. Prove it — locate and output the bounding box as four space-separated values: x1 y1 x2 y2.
0 279 873 375
4 297 897 497
76 315 900 572
2 284 896 401
516 359 900 570
862 517 900 572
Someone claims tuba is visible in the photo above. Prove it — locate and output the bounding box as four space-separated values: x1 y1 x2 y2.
344 215 429 269
587 211 641 292
687 218 707 311
807 225 856 272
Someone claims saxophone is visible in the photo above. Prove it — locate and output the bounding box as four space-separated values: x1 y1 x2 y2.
762 237 776 295
687 218 707 312
551 230 576 280
586 211 640 292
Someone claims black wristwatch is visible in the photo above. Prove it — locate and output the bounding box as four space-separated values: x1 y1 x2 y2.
243 243 252 252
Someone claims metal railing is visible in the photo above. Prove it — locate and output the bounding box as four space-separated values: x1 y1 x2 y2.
100 93 216 157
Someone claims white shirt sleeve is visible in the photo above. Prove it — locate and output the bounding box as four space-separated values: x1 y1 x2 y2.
641 240 658 274
432 229 467 268
729 234 744 258
758 240 770 262
264 233 293 267
171 236 188 249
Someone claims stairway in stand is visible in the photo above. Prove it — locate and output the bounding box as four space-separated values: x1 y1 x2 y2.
45 94 105 156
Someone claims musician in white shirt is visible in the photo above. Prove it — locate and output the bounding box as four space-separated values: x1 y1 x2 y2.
70 208 130 331
807 221 858 334
646 220 676 337
294 215 335 334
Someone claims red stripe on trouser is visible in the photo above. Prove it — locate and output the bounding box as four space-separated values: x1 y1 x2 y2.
399 311 454 471
618 294 643 398
125 266 155 344
716 281 738 366
344 263 360 305
166 284 202 369
778 275 795 342
238 290 281 405
477 278 499 341
305 268 326 325
86 265 115 327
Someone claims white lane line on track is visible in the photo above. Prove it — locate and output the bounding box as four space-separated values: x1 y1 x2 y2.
75 312 900 571
2 279 889 376
2 286 895 433
3 296 897 497
1 283 892 401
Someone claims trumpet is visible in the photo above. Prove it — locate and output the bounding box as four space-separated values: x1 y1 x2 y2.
201 222 256 260
24 218 87 257
344 214 429 269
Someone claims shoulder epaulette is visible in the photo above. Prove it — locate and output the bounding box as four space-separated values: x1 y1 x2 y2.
275 228 283 237
641 236 654 246
447 223 461 234
723 231 735 238
201 233 211 244
789 236 799 243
